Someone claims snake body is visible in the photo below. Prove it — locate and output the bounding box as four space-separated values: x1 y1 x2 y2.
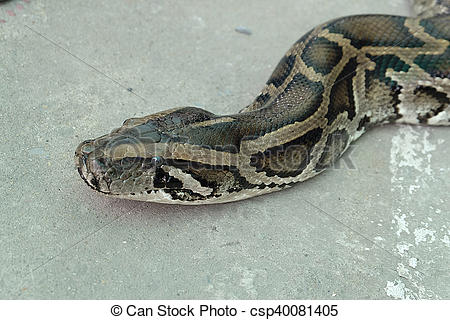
75 0 450 204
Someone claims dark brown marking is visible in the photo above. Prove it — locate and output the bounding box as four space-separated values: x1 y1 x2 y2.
414 47 450 79
153 168 184 189
301 37 343 75
419 15 450 40
266 54 297 87
326 57 357 124
390 85 403 122
165 189 208 202
167 160 258 195
250 127 323 178
327 15 425 49
413 86 450 123
357 115 372 132
255 92 271 105
271 73 325 124
366 54 411 86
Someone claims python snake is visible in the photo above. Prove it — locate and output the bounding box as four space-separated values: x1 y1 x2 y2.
75 0 450 204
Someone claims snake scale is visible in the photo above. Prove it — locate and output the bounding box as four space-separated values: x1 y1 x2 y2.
75 0 450 204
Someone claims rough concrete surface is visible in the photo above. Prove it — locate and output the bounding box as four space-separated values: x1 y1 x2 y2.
0 0 449 299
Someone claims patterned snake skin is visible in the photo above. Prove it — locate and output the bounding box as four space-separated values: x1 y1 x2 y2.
75 0 449 204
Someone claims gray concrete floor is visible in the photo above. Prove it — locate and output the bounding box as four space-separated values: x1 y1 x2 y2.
0 0 449 299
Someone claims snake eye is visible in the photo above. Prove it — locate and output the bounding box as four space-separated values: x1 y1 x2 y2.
151 156 164 167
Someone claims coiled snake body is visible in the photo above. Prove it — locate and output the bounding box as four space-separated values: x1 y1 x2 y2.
75 0 450 204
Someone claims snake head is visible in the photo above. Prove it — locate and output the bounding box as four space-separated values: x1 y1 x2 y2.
74 121 172 197
74 107 245 204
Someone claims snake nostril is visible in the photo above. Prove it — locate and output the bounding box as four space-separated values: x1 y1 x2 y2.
75 139 96 158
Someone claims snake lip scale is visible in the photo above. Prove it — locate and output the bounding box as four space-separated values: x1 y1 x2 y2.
75 0 450 205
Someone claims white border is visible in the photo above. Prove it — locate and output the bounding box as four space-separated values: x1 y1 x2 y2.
1 300 448 320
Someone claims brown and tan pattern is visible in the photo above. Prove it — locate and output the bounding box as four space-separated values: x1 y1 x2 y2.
75 1 449 204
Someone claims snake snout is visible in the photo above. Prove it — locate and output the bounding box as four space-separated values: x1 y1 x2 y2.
75 139 111 194
75 139 94 171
